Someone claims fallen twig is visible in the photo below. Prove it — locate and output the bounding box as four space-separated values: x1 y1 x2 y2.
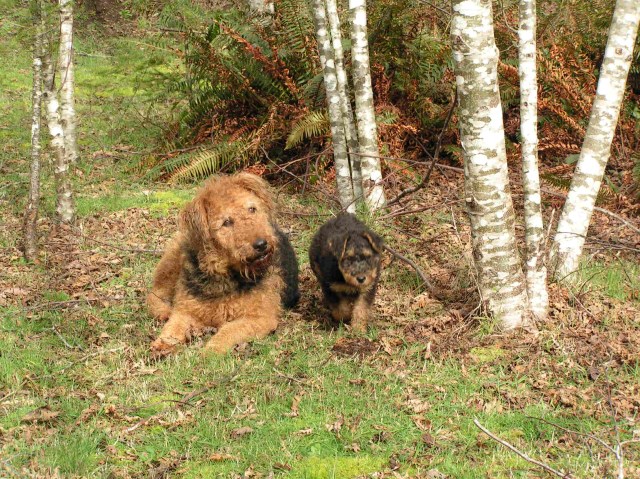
73 227 162 254
473 419 574 479
25 297 116 311
273 368 307 384
384 245 435 294
51 326 84 351
126 364 242 433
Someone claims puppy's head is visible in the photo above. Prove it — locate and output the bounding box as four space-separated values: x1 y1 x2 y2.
180 173 278 278
337 230 383 290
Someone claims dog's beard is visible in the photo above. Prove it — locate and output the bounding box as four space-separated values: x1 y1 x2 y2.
239 248 274 281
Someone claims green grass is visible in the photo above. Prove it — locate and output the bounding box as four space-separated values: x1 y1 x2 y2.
576 258 640 301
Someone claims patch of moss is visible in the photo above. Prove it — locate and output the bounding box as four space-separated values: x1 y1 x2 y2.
291 455 385 479
469 346 506 364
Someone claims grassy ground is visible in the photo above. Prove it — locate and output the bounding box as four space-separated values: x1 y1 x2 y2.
2 4 640 479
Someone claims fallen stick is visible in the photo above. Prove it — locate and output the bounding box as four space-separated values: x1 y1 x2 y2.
473 419 574 479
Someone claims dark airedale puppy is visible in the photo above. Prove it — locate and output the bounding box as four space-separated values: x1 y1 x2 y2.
147 173 299 355
309 212 384 332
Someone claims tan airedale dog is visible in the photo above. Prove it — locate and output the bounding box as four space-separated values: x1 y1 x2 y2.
147 173 299 356
309 212 384 332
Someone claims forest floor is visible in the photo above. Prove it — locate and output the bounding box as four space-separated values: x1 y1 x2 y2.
2 4 640 479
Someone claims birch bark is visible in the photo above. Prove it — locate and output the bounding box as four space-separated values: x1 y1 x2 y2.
451 0 529 329
248 0 274 16
58 0 78 167
519 0 548 319
311 0 356 211
44 12 75 223
550 0 640 280
349 0 385 210
23 0 44 262
325 0 363 203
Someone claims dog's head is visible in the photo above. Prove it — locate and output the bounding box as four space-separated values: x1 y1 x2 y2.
180 172 279 278
337 230 383 290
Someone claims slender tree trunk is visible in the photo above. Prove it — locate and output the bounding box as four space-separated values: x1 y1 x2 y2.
23 0 45 262
55 0 76 223
349 0 385 210
451 0 530 329
248 0 274 16
325 0 363 204
311 0 356 212
550 0 640 281
519 0 548 319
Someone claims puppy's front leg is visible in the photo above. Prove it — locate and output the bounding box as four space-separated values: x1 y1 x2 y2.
151 310 198 356
203 312 278 354
349 295 371 333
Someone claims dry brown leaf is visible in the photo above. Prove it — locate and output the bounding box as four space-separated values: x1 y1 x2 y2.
209 452 238 462
76 403 100 425
285 394 302 418
21 406 60 424
345 443 361 452
230 426 254 439
325 415 344 434
405 398 430 414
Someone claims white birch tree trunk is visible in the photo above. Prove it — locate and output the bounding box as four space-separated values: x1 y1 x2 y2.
248 0 274 16
550 0 640 281
519 0 548 320
311 0 356 212
55 0 76 223
325 0 363 204
23 0 45 262
349 0 385 211
58 0 78 166
451 0 530 329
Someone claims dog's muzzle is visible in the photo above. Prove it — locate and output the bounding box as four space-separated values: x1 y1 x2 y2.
247 246 274 271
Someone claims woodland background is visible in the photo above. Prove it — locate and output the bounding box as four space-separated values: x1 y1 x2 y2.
1 0 640 477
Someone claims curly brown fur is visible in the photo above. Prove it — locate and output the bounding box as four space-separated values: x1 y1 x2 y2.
309 212 384 332
147 173 299 356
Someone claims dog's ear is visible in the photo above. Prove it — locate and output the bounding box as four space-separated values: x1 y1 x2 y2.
233 172 275 213
180 195 211 241
327 234 349 260
362 231 384 254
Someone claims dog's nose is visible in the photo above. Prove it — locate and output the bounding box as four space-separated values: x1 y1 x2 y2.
357 276 366 284
253 238 268 252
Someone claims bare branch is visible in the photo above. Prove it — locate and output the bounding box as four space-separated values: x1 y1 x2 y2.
474 419 574 479
384 245 435 294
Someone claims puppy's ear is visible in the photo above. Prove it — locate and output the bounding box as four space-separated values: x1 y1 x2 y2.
327 234 349 260
233 173 275 213
363 231 384 254
179 195 210 241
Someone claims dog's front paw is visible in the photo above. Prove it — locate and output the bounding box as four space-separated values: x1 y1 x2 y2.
202 335 239 355
348 321 367 334
150 337 181 358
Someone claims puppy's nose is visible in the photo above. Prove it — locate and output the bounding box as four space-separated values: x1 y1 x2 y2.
357 276 366 284
253 238 268 252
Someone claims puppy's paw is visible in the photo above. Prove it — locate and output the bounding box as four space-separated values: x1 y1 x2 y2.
201 340 230 355
348 321 367 334
150 337 180 358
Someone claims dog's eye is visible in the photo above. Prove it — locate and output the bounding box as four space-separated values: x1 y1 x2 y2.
248 206 257 214
222 218 233 227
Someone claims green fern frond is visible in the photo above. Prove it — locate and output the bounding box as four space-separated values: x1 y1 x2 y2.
168 139 250 183
541 173 571 191
286 110 329 149
301 72 325 108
